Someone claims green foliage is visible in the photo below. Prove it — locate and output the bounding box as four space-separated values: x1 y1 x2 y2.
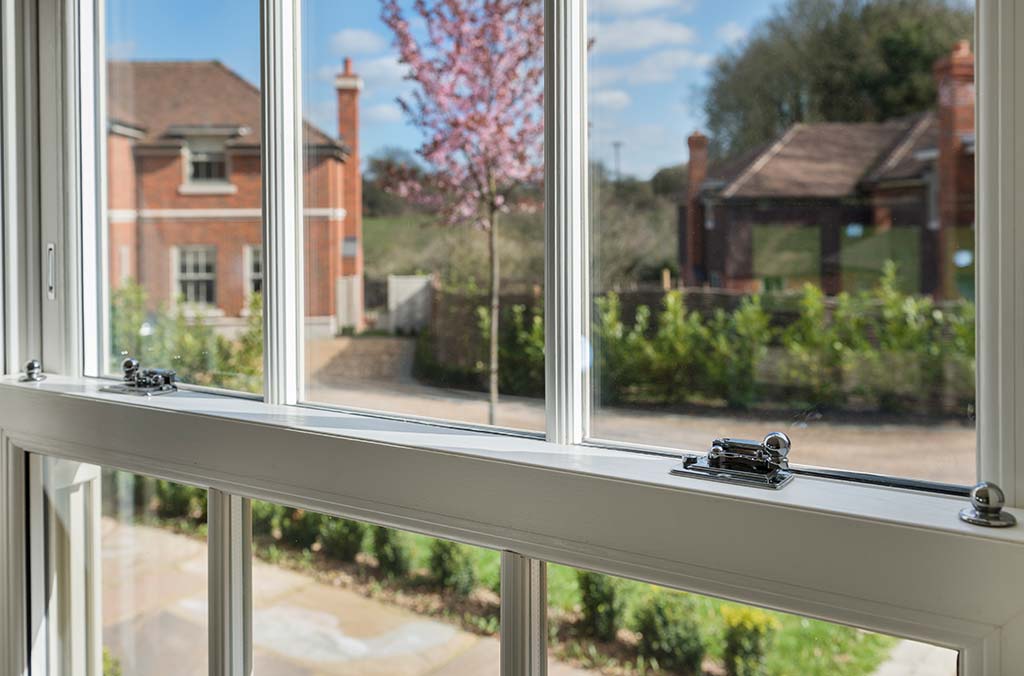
576 570 621 642
497 304 545 397
722 605 779 676
103 648 123 676
428 538 476 597
421 261 974 418
633 589 705 675
372 526 411 579
705 0 974 156
280 508 323 550
319 517 367 562
252 500 284 537
593 292 652 405
155 481 206 522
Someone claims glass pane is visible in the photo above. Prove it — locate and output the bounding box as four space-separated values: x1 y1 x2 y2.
547 564 958 675
105 0 263 394
41 457 209 675
251 500 500 673
300 1 545 431
587 0 976 484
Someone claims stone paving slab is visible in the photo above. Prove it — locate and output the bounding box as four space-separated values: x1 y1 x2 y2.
100 513 955 676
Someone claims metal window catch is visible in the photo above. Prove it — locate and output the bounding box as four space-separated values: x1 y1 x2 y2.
670 432 794 489
19 359 46 382
100 357 178 397
959 482 1016 528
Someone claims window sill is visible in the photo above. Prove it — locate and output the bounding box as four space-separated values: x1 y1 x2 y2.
176 305 225 319
1 375 1022 636
178 182 238 195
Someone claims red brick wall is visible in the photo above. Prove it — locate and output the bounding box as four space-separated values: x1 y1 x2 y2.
934 40 975 299
110 140 356 319
108 133 138 288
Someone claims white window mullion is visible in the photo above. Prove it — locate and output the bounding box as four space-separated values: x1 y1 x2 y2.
79 0 104 378
977 0 1024 508
0 438 28 676
544 0 588 446
260 0 303 406
207 490 252 676
500 552 547 675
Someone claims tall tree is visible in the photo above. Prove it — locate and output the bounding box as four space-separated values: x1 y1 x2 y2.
704 0 973 157
382 0 543 424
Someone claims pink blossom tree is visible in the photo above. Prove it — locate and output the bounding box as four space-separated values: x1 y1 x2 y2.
382 0 543 424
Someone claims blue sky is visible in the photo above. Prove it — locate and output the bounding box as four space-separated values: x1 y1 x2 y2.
108 0 778 179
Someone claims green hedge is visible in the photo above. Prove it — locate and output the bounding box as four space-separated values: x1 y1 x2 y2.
419 262 975 416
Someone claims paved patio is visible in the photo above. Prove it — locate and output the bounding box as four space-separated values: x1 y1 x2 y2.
100 519 955 675
101 517 585 675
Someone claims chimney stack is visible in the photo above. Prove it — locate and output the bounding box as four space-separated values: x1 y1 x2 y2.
336 57 364 273
933 39 974 298
682 131 709 286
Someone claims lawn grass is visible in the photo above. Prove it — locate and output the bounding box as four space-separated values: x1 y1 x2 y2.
396 532 896 675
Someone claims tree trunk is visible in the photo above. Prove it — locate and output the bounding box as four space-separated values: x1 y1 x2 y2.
488 210 500 425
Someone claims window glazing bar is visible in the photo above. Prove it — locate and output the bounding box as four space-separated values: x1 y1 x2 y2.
0 439 28 676
260 0 303 405
208 491 252 676
544 0 589 446
500 551 547 676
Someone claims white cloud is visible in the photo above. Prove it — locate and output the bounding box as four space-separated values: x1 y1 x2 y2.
716 21 747 46
592 0 696 15
330 28 388 56
359 55 410 89
590 18 696 53
314 54 412 100
364 103 404 124
591 48 711 87
591 89 632 110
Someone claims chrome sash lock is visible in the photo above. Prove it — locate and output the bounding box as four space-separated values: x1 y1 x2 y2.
671 432 794 489
100 357 178 397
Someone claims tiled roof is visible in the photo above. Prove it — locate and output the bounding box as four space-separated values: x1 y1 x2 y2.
107 60 341 150
863 112 937 184
711 117 923 199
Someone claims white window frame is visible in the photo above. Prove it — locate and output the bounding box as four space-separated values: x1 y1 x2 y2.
1 2 1022 676
179 137 238 196
171 244 220 311
243 244 263 301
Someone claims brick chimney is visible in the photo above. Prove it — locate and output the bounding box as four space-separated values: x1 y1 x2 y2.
682 131 709 286
933 39 974 298
336 57 363 275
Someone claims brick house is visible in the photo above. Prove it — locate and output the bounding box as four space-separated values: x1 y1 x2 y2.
107 57 365 335
681 41 975 300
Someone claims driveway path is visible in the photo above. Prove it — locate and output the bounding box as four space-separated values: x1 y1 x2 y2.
305 377 975 485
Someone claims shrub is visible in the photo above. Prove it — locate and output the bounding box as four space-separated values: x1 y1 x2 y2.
155 481 205 521
428 538 476 596
633 590 704 675
722 605 778 676
372 526 411 579
319 518 366 562
280 508 322 550
103 648 123 676
251 500 284 537
576 570 621 642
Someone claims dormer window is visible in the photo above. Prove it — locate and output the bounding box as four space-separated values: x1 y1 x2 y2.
176 131 240 195
189 149 227 181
